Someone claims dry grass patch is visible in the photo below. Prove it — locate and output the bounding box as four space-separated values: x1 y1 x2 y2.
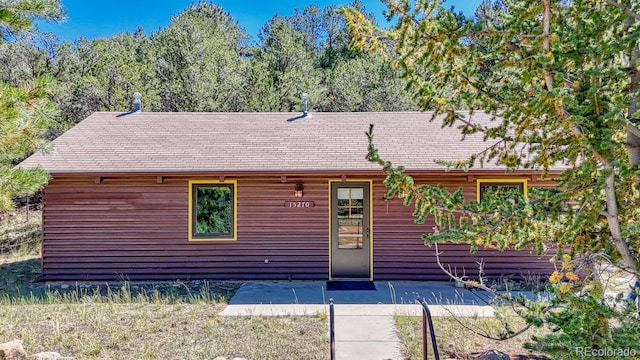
395 313 550 359
0 303 328 359
0 209 328 359
0 208 41 259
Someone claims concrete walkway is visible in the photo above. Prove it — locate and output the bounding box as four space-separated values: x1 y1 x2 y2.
220 304 496 360
219 281 533 359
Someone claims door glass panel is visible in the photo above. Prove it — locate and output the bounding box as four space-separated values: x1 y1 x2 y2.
337 188 351 199
337 187 364 249
351 188 364 199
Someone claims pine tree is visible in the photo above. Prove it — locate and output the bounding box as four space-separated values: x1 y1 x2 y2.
345 0 640 283
0 0 63 211
345 0 640 355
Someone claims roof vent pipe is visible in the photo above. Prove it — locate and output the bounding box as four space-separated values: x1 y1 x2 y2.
301 92 311 118
132 92 142 113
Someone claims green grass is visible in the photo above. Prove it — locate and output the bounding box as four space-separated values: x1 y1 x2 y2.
0 209 329 359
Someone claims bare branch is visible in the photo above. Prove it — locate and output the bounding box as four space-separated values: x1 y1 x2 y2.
432 244 561 341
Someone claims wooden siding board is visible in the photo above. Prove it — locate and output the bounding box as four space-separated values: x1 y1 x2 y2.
369 176 555 281
40 174 556 281
41 176 333 280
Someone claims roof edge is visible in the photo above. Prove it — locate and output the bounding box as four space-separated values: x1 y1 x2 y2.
47 169 560 178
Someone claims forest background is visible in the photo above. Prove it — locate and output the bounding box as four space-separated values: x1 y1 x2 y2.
1 0 421 143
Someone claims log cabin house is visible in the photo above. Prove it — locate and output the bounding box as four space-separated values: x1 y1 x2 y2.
19 111 559 281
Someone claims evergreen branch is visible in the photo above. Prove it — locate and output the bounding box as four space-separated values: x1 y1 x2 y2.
604 0 640 21
369 123 578 243
560 109 609 166
458 72 504 106
538 2 609 169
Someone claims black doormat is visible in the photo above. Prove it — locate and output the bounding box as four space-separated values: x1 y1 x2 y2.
326 281 376 291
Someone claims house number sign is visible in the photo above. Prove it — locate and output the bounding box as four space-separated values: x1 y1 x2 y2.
284 201 315 208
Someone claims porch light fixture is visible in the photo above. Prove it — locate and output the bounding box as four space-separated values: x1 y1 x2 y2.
294 182 304 198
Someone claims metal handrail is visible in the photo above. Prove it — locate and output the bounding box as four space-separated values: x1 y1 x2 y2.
329 298 335 360
417 297 440 360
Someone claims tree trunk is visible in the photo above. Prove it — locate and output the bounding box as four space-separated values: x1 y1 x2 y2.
627 20 640 165
604 171 639 275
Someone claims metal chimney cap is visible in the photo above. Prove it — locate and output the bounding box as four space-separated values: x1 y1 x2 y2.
132 92 142 113
301 92 311 117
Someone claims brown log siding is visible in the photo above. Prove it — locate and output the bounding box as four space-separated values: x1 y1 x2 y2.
41 174 556 281
371 177 556 281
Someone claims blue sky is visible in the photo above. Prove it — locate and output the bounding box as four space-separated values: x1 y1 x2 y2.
36 0 482 43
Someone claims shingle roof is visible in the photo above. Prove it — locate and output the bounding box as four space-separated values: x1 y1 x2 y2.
19 111 525 174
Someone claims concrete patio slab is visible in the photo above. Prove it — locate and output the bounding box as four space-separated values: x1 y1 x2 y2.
220 281 541 360
228 280 544 306
219 303 496 317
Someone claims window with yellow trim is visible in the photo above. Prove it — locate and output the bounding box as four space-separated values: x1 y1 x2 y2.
189 180 237 241
476 179 528 203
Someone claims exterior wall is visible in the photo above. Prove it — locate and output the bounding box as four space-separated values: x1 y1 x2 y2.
371 177 556 281
41 174 556 281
